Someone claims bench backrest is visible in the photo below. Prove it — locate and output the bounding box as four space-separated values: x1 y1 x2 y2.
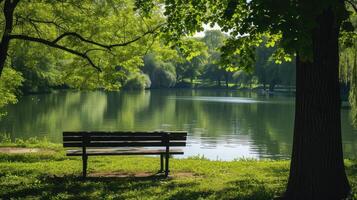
63 131 187 148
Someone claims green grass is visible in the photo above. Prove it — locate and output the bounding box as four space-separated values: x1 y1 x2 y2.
0 134 61 149
0 139 356 199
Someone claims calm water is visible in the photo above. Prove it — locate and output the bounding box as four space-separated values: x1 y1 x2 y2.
0 89 356 160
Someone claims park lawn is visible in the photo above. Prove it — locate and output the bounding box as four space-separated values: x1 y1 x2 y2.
0 136 356 200
0 150 355 200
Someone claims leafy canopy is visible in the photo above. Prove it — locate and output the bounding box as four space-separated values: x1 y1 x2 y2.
136 0 353 63
1 0 165 90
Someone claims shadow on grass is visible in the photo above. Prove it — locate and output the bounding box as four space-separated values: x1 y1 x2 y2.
0 174 197 199
164 179 277 200
0 173 281 200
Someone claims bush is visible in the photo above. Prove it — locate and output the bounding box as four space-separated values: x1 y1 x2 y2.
122 73 151 90
0 68 23 118
151 68 176 88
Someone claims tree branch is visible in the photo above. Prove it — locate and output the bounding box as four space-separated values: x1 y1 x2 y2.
5 22 164 73
109 24 165 48
346 0 357 13
52 32 111 49
9 34 102 72
52 23 165 49
84 48 114 56
15 15 67 30
27 19 43 38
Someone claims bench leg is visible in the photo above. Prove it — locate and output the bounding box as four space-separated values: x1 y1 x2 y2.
165 153 169 177
82 155 88 178
159 154 164 173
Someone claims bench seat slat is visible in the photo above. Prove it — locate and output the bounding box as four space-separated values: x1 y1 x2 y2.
63 142 186 147
63 131 187 137
66 148 184 156
63 135 186 142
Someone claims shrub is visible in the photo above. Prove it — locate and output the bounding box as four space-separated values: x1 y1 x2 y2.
151 68 176 88
123 73 151 90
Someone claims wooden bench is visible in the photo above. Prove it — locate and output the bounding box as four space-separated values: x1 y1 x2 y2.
63 131 187 178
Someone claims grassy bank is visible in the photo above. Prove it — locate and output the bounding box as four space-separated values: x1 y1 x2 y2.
0 139 356 199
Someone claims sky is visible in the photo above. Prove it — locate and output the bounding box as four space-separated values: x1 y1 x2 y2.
194 24 221 37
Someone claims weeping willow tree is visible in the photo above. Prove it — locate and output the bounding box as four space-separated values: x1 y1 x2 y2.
340 8 357 127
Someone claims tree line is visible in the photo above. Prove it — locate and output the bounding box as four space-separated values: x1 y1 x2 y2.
1 29 297 94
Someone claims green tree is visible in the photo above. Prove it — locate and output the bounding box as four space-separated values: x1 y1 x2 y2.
201 63 224 86
122 73 151 90
136 0 356 199
232 70 255 89
0 67 23 117
151 66 176 88
0 0 163 86
143 54 176 88
201 30 233 88
10 42 64 93
0 0 166 110
255 45 296 91
201 30 226 53
175 38 208 83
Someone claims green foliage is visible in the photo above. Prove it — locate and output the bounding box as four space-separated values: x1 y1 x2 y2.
232 70 256 88
255 44 295 90
0 68 23 117
174 38 208 83
1 0 165 90
199 30 232 87
10 42 64 93
340 8 357 127
123 73 151 90
151 67 176 88
135 0 353 68
201 30 226 53
143 54 177 88
177 38 209 62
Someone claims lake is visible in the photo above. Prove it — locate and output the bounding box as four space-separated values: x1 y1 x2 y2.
0 89 356 160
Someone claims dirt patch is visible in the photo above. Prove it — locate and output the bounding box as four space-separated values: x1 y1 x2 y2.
0 147 51 154
89 171 196 178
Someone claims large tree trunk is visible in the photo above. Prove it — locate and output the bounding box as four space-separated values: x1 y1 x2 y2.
0 0 19 77
283 7 350 200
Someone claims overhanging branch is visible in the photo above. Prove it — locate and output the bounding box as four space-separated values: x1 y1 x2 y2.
52 32 111 49
52 23 165 49
6 23 165 72
9 34 102 72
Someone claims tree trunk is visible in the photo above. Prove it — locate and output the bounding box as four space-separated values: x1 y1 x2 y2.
0 0 19 77
283 7 350 200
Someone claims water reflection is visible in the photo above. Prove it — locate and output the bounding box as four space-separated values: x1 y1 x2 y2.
0 89 356 160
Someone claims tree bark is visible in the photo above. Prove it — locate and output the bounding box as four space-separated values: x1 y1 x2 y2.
0 0 19 76
283 7 350 200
